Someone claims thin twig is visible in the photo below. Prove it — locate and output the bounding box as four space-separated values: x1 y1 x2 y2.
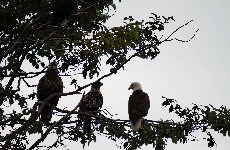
175 29 199 42
160 20 194 43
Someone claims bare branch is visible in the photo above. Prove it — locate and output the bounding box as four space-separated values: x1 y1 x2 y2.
22 78 37 87
160 20 195 43
175 29 199 42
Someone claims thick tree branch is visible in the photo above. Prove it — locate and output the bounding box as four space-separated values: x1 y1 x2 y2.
28 98 83 150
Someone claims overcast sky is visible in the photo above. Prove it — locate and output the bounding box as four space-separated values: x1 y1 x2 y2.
4 0 230 149
71 0 230 149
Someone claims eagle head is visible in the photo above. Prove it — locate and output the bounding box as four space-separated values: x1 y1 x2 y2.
91 81 103 91
47 61 58 74
128 82 142 91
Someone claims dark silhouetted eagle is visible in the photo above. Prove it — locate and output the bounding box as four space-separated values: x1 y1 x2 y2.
51 0 75 26
78 81 103 134
37 62 63 123
128 82 150 131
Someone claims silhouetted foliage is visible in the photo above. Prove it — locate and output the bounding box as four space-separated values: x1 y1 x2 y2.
0 0 228 150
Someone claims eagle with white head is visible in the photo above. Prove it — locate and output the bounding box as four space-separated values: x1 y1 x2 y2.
128 82 150 131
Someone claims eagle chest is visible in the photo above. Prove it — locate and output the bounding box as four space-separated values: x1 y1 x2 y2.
43 76 62 90
128 90 150 120
80 90 103 111
37 75 63 103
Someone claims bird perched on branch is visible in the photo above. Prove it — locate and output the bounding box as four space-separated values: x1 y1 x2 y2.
128 82 150 131
37 61 63 123
78 81 103 134
51 0 76 26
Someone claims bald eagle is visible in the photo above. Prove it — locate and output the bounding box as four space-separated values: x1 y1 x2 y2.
128 82 150 131
51 0 75 26
78 81 103 134
37 62 63 123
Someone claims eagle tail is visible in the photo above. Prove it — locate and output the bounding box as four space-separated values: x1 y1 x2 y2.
131 117 143 131
40 105 53 123
83 116 91 134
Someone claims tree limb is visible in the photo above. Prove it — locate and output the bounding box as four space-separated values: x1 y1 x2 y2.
28 98 83 150
160 20 196 43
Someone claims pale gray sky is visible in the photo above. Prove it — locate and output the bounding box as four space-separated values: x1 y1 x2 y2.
72 0 230 149
3 0 230 149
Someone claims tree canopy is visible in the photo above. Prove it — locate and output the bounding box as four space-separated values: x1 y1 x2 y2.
0 0 229 149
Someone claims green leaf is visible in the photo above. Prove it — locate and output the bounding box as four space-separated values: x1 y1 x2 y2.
169 105 174 113
28 123 42 134
162 100 170 106
9 97 14 105
123 142 129 149
99 124 105 133
158 24 164 31
171 136 177 144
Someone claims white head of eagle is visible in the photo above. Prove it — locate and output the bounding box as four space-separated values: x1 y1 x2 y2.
128 82 150 131
128 82 142 91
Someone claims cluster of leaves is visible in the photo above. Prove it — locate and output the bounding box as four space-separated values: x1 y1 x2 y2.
1 0 228 150
0 0 117 117
86 97 230 150
0 0 171 112
0 0 169 135
1 94 229 150
162 96 230 148
0 0 115 76
26 96 228 150
78 14 173 78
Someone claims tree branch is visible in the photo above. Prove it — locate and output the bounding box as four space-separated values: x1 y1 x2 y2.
160 20 196 43
27 50 144 149
175 29 199 42
0 15 39 61
28 98 83 150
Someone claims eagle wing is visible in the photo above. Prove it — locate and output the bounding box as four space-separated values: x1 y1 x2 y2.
128 90 150 125
37 74 63 123
78 89 103 134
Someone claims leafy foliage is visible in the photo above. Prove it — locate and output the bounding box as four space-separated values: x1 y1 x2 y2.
0 0 228 150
